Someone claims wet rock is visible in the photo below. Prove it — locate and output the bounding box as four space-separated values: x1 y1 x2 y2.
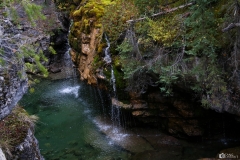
131 100 148 110
49 67 62 73
147 91 171 103
94 117 154 153
96 68 106 80
173 100 194 118
15 129 44 160
129 91 142 100
130 127 182 150
51 29 68 46
112 98 132 109
167 118 203 136
132 111 145 117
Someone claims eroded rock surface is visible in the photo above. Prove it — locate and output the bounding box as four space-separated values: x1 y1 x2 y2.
15 129 44 160
59 0 240 139
0 0 63 159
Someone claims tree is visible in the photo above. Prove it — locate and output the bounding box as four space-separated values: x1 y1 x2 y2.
0 0 48 78
114 0 234 109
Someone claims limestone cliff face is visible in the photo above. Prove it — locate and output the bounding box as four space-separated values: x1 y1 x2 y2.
68 0 113 85
0 0 62 159
0 17 29 121
64 0 240 138
0 0 62 119
15 129 44 160
0 106 44 160
113 90 240 138
69 29 100 84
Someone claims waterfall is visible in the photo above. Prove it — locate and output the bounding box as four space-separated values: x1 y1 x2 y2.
103 35 121 127
64 20 77 79
111 68 116 94
103 36 112 64
97 88 107 116
103 34 117 97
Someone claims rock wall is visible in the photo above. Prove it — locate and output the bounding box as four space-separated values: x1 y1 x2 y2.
0 17 28 120
0 0 62 159
113 89 240 138
127 91 207 137
62 0 240 138
14 129 44 160
68 0 114 85
69 29 100 84
0 74 28 121
0 0 62 119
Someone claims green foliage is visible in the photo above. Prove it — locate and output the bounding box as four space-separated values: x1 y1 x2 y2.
21 46 49 77
134 0 160 15
117 39 139 79
185 0 219 57
148 15 183 46
1 0 46 26
92 54 104 70
22 1 46 26
102 0 138 42
112 0 232 108
183 0 229 108
158 66 180 96
48 46 57 55
0 0 50 80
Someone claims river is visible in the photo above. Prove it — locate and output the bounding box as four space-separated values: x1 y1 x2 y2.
19 78 131 160
19 76 240 160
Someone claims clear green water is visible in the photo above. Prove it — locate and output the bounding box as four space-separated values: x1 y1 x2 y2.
20 78 130 160
19 77 240 160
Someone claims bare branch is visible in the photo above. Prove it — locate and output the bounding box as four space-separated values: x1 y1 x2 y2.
126 2 195 23
222 23 240 32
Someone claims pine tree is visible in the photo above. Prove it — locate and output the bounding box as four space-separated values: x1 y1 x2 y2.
0 0 49 78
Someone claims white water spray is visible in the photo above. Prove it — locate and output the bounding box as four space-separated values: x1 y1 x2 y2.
104 35 117 96
59 86 80 98
103 35 121 127
64 20 77 79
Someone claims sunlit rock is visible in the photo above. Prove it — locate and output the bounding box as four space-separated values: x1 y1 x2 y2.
112 98 132 109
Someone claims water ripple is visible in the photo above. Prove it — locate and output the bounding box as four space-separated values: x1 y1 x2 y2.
59 86 80 98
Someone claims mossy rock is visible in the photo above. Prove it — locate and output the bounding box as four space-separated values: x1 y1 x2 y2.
0 106 38 155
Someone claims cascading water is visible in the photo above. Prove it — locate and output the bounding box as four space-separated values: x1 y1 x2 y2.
64 20 77 79
103 35 121 127
49 20 77 80
18 23 240 160
97 88 107 116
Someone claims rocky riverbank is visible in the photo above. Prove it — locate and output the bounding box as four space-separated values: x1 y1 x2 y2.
56 0 240 139
0 0 66 159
